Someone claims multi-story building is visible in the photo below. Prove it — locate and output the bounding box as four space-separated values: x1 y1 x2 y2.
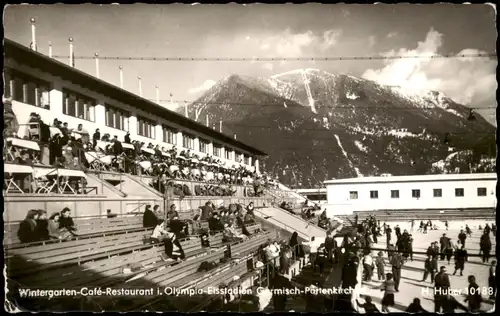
3 38 266 171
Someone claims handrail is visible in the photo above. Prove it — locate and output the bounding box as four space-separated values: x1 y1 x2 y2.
270 204 326 232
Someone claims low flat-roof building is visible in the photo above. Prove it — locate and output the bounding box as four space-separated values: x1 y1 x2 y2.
3 38 266 171
323 173 497 215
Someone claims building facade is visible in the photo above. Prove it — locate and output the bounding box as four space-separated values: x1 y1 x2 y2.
323 173 497 215
3 39 265 170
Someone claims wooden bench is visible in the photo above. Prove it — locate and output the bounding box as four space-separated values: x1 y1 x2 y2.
15 235 207 289
6 230 154 278
4 216 146 249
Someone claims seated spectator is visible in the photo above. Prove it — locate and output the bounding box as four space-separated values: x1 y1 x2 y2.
47 212 72 240
59 207 77 233
163 231 185 261
246 202 255 215
143 205 158 228
18 210 40 243
223 223 247 242
153 204 162 218
209 213 223 232
151 219 168 243
169 216 187 239
265 241 281 261
106 209 117 218
35 209 49 241
167 204 179 221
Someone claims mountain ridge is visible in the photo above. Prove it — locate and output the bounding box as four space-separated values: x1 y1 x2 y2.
179 69 495 187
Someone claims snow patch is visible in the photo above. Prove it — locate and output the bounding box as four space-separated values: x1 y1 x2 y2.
346 92 359 100
354 140 368 153
334 134 362 177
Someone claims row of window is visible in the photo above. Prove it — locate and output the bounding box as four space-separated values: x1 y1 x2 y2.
5 68 252 162
350 187 488 200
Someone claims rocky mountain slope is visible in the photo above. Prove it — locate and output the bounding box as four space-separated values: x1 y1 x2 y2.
182 69 496 188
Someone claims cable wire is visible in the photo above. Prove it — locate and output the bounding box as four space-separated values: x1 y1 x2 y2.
145 99 497 111
51 53 497 61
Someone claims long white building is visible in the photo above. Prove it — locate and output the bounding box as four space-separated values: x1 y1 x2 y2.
3 39 265 170
323 173 497 215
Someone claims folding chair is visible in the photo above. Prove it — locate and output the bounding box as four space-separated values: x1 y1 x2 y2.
4 173 24 193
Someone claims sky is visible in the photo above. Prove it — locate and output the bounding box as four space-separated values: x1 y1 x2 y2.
4 4 497 122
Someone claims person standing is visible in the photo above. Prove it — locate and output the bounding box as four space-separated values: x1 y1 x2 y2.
421 254 436 283
439 234 450 261
385 225 392 245
390 251 403 292
480 231 492 263
458 230 467 247
434 266 451 313
464 275 482 312
375 251 386 281
378 273 396 313
363 251 374 282
488 261 496 300
453 244 468 276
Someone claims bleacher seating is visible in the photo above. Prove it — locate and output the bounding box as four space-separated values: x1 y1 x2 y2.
340 208 496 222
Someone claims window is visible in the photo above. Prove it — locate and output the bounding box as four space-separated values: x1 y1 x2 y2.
63 89 95 121
433 189 442 197
370 191 378 199
225 149 232 160
199 139 209 153
182 133 194 149
105 104 129 131
244 155 250 165
455 188 464 197
137 116 155 138
412 189 421 198
391 190 399 198
477 187 487 197
5 69 51 108
213 144 222 157
162 125 177 144
349 191 358 200
235 152 243 163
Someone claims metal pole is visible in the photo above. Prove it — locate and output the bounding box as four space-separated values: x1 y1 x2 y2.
48 42 52 58
119 66 124 88
69 37 74 67
155 85 160 104
30 18 37 51
95 53 100 78
138 76 142 97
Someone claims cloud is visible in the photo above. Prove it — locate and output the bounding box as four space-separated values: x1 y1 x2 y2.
188 79 216 94
387 32 398 39
362 28 497 107
260 28 342 58
262 63 274 71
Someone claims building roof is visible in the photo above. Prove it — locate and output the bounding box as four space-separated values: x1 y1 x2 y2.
324 173 497 185
4 38 267 156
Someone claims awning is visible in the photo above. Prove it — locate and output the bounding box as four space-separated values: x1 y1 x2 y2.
4 164 34 174
7 138 40 151
139 161 152 169
141 148 155 155
33 167 87 178
49 127 62 138
122 143 135 150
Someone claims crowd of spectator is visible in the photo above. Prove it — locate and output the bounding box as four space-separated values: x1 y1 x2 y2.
5 112 282 197
17 207 77 243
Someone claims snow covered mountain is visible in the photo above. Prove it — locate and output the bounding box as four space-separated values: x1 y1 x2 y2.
182 69 496 187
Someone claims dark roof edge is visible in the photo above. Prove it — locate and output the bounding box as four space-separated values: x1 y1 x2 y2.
4 38 268 157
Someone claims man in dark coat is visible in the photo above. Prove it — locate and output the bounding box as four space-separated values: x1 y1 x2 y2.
453 244 468 276
124 132 131 144
390 251 403 292
480 232 492 263
434 266 451 313
142 205 158 228
458 230 467 247
439 234 450 260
